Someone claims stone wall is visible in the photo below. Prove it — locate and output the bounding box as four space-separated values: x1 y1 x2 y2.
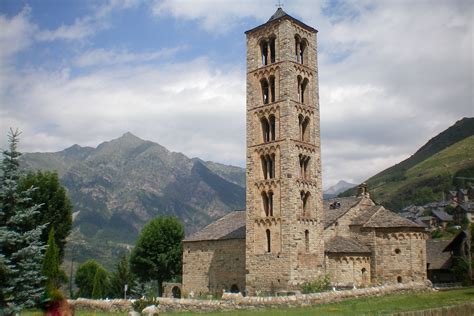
372 230 427 284
155 282 432 313
182 239 245 297
326 254 371 287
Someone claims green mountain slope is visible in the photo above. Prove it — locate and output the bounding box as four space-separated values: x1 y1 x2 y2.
21 133 245 268
340 117 474 210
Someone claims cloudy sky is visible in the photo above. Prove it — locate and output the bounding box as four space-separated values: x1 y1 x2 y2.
0 0 472 189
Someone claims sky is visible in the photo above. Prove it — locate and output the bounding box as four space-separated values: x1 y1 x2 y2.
0 0 472 189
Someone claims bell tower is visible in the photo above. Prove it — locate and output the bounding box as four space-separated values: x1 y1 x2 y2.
245 8 324 294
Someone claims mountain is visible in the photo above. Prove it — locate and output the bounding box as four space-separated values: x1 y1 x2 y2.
339 117 474 210
21 132 246 268
323 180 356 199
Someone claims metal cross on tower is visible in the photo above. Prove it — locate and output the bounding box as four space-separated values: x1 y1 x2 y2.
275 0 284 8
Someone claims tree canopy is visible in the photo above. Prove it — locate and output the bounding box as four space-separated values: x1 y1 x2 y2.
18 170 72 259
130 216 184 295
75 259 109 298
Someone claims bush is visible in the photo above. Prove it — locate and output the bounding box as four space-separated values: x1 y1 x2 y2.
132 298 159 312
301 274 331 294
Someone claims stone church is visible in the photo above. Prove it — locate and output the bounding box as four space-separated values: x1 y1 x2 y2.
182 8 427 296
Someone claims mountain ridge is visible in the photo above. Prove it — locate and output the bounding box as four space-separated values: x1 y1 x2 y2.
339 117 474 210
20 132 246 268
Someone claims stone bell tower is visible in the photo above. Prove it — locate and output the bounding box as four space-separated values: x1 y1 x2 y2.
245 8 324 294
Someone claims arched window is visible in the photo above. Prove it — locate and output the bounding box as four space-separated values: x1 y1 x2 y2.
261 117 270 142
299 115 310 142
261 40 268 66
301 191 311 216
297 76 302 102
294 35 301 63
261 79 269 104
269 115 276 141
262 191 273 216
397 276 402 283
299 40 307 64
270 37 276 63
266 229 271 252
261 154 275 180
301 78 309 104
299 154 310 179
269 76 276 103
304 230 309 253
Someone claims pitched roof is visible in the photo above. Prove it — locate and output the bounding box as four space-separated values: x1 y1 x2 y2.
351 205 383 225
184 211 246 242
323 197 360 228
245 8 317 34
362 207 424 229
431 209 453 222
325 236 371 254
426 239 452 270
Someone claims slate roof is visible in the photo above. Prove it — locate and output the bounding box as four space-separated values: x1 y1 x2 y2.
361 207 423 229
245 8 317 34
184 211 246 242
323 197 360 228
426 239 452 270
325 236 371 254
431 209 453 222
351 205 383 225
460 202 474 213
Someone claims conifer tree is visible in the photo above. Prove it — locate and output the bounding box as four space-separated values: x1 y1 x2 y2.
0 129 46 314
42 227 62 298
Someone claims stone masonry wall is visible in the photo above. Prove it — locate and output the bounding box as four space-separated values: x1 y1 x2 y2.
372 230 427 284
326 254 371 287
182 239 245 297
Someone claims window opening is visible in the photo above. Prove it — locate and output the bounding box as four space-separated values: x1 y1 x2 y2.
261 79 269 104
299 41 306 64
261 117 270 142
305 230 309 253
269 76 276 102
230 284 239 293
270 37 276 63
397 276 402 283
266 229 271 252
269 115 276 141
261 41 268 66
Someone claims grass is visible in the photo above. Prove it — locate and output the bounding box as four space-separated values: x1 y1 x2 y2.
22 288 474 315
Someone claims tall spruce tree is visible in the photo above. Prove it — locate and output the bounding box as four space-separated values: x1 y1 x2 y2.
0 129 46 314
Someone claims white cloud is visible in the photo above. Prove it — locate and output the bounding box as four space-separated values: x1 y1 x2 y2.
1 0 472 191
0 6 36 64
74 46 186 67
1 58 246 166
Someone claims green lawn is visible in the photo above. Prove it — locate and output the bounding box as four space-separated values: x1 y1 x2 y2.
23 288 474 315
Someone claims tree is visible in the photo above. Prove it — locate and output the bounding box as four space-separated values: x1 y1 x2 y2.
0 129 46 314
42 227 66 299
91 267 110 299
18 170 72 260
130 216 184 296
109 254 136 298
75 259 109 298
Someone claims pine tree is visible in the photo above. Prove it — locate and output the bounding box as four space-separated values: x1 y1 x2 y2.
0 129 46 314
42 227 62 299
91 266 110 299
109 254 137 298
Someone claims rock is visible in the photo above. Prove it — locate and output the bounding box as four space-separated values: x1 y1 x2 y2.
221 292 243 301
142 305 159 315
128 311 140 316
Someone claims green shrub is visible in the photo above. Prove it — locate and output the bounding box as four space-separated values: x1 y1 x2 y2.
301 274 331 294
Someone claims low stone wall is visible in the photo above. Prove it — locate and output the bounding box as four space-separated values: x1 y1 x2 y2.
67 282 432 314
390 302 474 316
156 282 431 313
68 298 131 313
